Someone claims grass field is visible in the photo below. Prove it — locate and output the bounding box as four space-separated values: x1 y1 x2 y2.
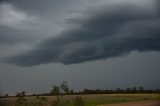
1 94 160 106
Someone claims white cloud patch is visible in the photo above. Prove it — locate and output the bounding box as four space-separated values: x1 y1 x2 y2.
0 3 35 29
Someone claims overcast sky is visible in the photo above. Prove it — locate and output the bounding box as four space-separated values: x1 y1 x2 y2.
0 0 160 95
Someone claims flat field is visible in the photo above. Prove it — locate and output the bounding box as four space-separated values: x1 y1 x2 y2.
1 94 160 106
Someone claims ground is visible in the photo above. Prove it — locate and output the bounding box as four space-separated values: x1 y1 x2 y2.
99 101 160 106
2 94 160 106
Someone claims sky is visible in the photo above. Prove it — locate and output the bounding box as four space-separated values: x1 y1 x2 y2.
0 0 160 95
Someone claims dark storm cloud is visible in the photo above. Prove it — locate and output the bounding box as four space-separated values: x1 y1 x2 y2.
5 0 160 66
0 0 10 3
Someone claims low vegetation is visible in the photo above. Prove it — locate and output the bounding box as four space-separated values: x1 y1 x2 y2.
1 82 160 106
1 94 160 106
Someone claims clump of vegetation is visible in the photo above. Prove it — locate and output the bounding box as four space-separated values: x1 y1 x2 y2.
51 97 73 106
51 99 60 106
1 82 160 106
73 96 86 106
50 82 71 106
35 96 48 106
16 92 27 106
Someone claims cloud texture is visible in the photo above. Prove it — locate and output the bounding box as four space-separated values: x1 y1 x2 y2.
5 0 160 66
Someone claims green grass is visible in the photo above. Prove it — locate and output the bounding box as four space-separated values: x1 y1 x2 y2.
2 94 160 106
84 94 160 106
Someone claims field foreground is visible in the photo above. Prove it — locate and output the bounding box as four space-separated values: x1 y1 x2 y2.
2 94 160 106
99 101 160 106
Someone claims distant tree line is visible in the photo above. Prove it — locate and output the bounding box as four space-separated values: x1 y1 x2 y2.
1 83 160 106
36 86 160 97
77 87 160 95
1 83 160 98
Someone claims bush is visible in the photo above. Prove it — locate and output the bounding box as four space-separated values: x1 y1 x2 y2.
35 96 48 106
16 96 26 106
73 96 85 106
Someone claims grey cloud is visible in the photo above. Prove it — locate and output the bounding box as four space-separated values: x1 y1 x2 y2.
5 0 160 66
0 2 41 45
8 0 85 17
0 0 87 46
0 0 10 3
0 26 42 45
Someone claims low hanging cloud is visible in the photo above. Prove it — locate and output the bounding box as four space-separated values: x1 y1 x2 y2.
5 0 160 66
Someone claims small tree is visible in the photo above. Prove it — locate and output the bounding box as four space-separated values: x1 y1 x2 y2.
139 86 144 93
126 88 131 93
50 82 70 106
51 86 60 96
116 88 121 93
51 85 61 106
5 94 8 98
61 82 69 95
51 82 70 96
21 91 26 97
132 87 137 93
70 90 74 95
16 92 21 97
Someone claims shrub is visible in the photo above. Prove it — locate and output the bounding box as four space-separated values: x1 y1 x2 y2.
16 96 26 106
73 96 86 106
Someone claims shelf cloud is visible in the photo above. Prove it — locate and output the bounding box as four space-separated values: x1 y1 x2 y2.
4 0 160 66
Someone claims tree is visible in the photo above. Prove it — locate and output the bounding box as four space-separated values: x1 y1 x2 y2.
139 86 144 93
16 92 21 97
116 88 121 93
51 86 60 96
126 88 131 93
61 82 69 95
132 87 137 93
5 94 8 98
21 91 26 97
70 89 74 95
50 82 70 106
156 89 160 93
